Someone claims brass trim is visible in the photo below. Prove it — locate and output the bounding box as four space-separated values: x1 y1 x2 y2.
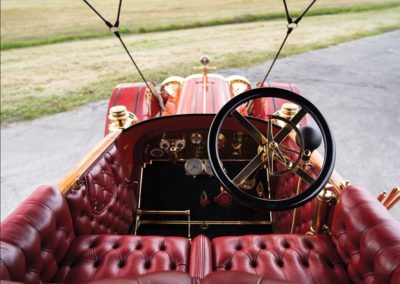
383 186 399 207
138 220 271 226
70 178 85 192
377 191 387 202
339 180 350 190
135 208 191 239
379 186 400 210
307 185 337 235
137 209 190 216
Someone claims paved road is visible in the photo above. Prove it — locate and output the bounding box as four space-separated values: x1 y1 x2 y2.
1 30 399 221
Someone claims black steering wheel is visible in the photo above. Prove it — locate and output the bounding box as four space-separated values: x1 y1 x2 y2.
207 87 335 211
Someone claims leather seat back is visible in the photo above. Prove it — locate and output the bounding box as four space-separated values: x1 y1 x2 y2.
63 142 136 236
0 185 75 283
331 185 400 283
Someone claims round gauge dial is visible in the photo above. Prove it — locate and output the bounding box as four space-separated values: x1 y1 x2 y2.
190 133 202 144
185 158 203 176
204 160 214 176
160 139 170 150
175 139 186 150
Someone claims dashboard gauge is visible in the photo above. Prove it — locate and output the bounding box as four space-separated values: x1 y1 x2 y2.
159 139 170 151
190 133 202 144
185 158 203 176
204 160 214 176
150 148 164 158
175 139 186 151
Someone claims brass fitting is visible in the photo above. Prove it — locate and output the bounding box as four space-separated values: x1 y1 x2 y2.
273 103 299 128
108 105 138 132
307 185 337 235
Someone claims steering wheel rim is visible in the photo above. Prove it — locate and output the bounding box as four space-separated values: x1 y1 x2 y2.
207 87 336 211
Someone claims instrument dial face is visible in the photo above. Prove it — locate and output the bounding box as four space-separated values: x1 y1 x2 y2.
175 139 186 150
190 133 202 144
160 139 170 150
204 160 214 176
185 158 203 176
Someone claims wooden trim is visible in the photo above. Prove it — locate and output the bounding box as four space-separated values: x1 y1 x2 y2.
57 130 122 194
310 150 345 195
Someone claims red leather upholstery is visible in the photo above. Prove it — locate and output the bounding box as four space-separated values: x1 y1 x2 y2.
212 234 351 284
204 271 295 284
87 271 295 284
88 271 195 284
190 235 213 279
331 185 400 284
64 143 136 236
271 137 320 234
55 235 190 283
0 185 75 283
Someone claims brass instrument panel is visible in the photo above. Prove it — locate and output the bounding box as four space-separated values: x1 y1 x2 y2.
144 129 260 174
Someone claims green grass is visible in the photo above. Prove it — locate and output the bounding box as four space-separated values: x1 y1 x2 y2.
2 2 399 50
2 6 400 126
2 26 398 125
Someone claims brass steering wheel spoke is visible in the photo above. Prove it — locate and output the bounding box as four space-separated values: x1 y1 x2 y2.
294 167 315 185
278 144 300 155
230 110 267 145
232 150 266 187
274 108 307 145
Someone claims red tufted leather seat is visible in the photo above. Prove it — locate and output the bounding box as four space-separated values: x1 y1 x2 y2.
87 271 295 284
0 186 191 284
331 185 400 284
0 185 76 283
63 143 136 236
55 235 190 283
212 234 351 284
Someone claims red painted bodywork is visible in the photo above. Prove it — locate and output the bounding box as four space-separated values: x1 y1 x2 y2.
104 74 306 135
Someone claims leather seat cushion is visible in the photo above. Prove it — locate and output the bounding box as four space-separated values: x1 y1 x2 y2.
87 271 295 284
212 234 351 284
55 235 190 283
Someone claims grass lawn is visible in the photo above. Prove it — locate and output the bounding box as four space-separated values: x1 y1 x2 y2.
1 5 400 125
1 0 398 47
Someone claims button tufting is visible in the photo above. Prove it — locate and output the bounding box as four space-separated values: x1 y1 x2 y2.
236 245 242 251
260 243 266 249
251 260 258 268
283 242 290 248
144 262 151 269
113 243 119 249
94 260 100 267
326 259 335 269
277 260 284 267
170 263 176 270
225 263 232 270
90 242 97 248
119 261 125 268
136 244 142 250
160 245 166 251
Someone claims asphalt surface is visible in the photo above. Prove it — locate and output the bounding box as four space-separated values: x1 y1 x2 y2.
1 30 399 221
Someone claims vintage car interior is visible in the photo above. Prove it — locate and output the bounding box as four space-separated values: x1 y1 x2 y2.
1 1 400 284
